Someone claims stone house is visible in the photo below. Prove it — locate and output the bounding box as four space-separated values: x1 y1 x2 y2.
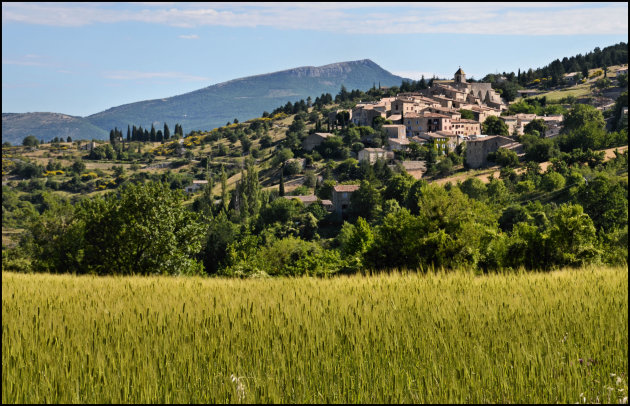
184 179 208 194
282 195 332 211
465 136 523 168
302 132 333 151
451 119 481 137
419 131 459 155
358 147 393 164
428 106 462 120
468 106 502 123
332 184 360 218
382 124 407 139
387 138 410 151
328 109 353 127
500 113 538 136
351 104 387 126
79 141 97 151
404 112 452 137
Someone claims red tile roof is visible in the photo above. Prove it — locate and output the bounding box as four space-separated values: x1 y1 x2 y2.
333 185 360 192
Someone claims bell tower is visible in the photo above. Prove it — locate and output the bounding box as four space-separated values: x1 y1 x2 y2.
454 67 466 84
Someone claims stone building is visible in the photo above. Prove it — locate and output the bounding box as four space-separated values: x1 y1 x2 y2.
332 184 360 219
465 135 523 168
302 132 333 151
358 147 393 164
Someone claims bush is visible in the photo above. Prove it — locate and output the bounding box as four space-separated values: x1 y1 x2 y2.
540 171 566 192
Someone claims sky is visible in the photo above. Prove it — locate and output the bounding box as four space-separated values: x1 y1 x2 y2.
2 2 628 117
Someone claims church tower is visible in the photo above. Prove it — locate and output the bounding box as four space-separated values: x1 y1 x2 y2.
454 67 466 84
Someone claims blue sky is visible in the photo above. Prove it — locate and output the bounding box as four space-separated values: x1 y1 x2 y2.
2 2 628 117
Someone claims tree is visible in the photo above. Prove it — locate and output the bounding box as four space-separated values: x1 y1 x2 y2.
66 136 72 143
22 135 39 147
548 204 599 267
22 199 84 273
25 182 205 275
540 171 566 192
487 147 520 167
459 178 487 201
349 180 381 221
382 173 414 205
279 171 285 197
563 104 606 133
71 160 86 174
459 109 475 120
576 175 628 231
523 119 547 137
520 135 557 162
164 123 170 140
202 210 238 274
336 217 374 271
273 148 294 168
436 156 454 176
482 116 509 136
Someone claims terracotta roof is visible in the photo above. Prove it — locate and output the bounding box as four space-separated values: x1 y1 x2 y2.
452 119 479 124
422 112 450 118
362 147 387 152
333 185 360 193
282 195 319 204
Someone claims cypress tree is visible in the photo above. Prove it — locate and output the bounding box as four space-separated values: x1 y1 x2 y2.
220 165 228 213
164 123 170 140
150 125 156 142
127 125 131 142
279 171 285 197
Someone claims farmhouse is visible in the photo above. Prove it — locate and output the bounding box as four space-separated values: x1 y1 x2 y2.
282 195 332 210
465 136 523 168
332 184 360 218
184 180 208 194
357 147 393 164
302 132 333 151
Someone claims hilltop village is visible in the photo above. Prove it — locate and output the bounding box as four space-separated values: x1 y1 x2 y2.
315 67 564 170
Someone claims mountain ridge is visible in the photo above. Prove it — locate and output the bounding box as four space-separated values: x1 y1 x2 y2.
3 59 406 144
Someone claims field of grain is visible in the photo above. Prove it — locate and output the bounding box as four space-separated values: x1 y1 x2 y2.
2 267 628 403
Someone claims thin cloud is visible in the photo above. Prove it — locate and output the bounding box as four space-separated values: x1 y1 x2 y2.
2 55 54 67
2 2 627 35
178 34 199 39
104 70 209 82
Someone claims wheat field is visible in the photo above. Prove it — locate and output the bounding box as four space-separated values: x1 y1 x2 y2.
2 266 628 403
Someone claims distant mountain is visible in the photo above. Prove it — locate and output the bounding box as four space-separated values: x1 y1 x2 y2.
2 113 107 145
2 59 406 143
85 59 405 133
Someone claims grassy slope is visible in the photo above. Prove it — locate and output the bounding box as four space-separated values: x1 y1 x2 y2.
2 267 627 403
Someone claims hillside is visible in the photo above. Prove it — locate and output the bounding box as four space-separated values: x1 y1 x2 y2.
2 59 405 144
2 113 108 146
